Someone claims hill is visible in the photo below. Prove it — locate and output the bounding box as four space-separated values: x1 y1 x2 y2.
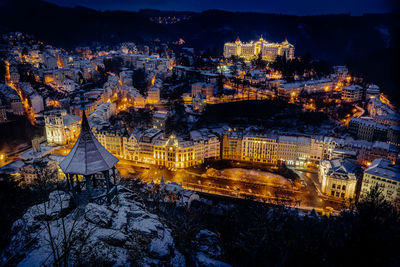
0 0 398 101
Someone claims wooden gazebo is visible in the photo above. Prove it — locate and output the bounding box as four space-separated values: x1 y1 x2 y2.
59 102 119 205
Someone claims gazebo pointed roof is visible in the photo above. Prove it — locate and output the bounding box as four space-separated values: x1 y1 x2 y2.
60 111 118 175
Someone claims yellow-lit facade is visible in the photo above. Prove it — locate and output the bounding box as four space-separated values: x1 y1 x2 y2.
154 136 196 168
241 136 278 164
319 159 359 200
360 159 400 204
224 37 295 61
45 110 80 145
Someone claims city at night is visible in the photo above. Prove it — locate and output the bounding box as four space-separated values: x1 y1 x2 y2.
0 0 399 266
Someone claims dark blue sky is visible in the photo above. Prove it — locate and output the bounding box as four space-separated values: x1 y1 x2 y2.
45 0 395 15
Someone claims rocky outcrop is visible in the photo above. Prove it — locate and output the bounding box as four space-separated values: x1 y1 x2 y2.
192 230 231 267
1 189 185 266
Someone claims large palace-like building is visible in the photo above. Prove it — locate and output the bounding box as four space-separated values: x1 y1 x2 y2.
223 37 295 61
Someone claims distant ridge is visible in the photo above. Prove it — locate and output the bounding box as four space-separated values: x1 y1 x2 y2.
0 0 398 99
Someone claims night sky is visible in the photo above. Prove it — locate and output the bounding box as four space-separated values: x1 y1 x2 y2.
45 0 396 16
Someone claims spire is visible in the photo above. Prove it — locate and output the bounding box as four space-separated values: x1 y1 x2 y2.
59 111 119 175
60 80 118 176
235 36 241 44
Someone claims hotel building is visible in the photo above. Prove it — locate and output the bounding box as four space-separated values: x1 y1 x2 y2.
241 135 278 164
360 158 400 204
224 37 294 61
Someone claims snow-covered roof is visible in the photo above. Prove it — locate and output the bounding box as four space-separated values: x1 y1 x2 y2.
365 158 400 181
60 111 118 175
321 159 360 180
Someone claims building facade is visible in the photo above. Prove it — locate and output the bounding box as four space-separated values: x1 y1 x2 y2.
224 37 294 61
360 158 400 204
45 110 81 145
241 135 278 164
319 159 361 200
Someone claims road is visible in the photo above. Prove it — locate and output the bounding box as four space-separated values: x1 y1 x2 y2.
115 159 337 210
50 149 342 212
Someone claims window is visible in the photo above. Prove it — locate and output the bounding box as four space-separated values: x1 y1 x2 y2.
332 184 336 189
331 191 335 196
342 185 346 190
336 192 340 197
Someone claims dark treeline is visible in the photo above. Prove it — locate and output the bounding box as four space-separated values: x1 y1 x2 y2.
146 185 400 266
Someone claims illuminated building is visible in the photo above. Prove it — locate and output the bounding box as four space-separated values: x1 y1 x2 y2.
276 136 313 166
357 142 399 166
277 136 297 165
154 135 196 168
310 138 325 162
360 158 400 204
147 87 160 104
223 37 294 61
119 70 133 86
204 136 220 159
44 110 81 145
365 84 380 100
191 82 214 99
89 102 116 123
319 159 361 200
121 128 201 168
348 117 388 142
242 135 278 164
341 85 363 103
303 79 334 94
152 112 168 130
94 128 125 158
138 128 164 164
277 82 302 98
190 130 221 161
332 66 348 82
222 132 243 161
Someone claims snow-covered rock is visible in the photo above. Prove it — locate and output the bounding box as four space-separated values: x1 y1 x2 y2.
1 190 185 266
24 190 72 221
192 229 231 266
170 249 186 266
195 230 222 258
195 252 232 267
148 229 174 258
127 210 163 236
84 203 113 227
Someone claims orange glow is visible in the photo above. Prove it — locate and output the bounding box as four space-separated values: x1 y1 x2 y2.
4 60 10 81
48 99 60 108
56 54 65 69
7 81 36 124
44 76 54 84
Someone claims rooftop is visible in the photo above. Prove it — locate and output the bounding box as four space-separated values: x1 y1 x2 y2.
59 111 118 175
364 158 400 181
